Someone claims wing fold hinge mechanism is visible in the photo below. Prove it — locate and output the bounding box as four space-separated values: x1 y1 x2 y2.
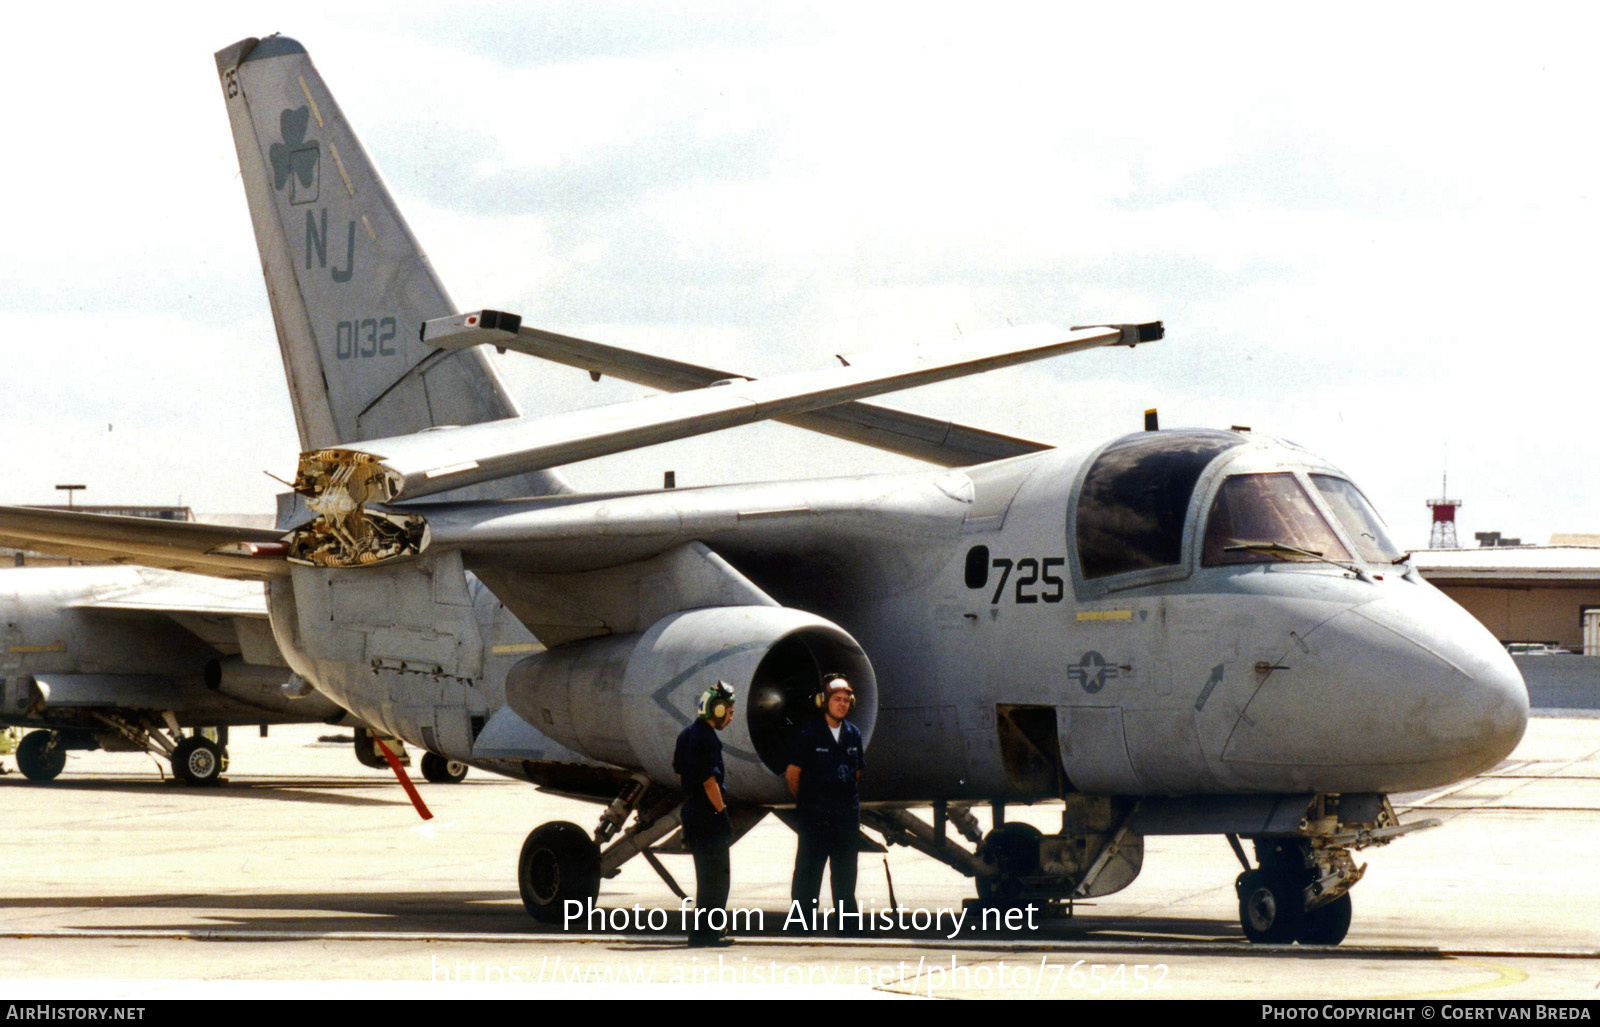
285 448 427 568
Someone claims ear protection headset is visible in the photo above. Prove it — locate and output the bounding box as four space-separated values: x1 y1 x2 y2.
698 680 736 722
814 673 856 712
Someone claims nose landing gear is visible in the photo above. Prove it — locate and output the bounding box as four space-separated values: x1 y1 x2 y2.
1234 842 1358 945
1231 795 1437 946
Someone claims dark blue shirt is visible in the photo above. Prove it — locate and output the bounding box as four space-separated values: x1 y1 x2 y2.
673 718 725 818
787 715 864 817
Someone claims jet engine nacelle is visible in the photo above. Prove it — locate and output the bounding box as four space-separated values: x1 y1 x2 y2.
505 606 877 804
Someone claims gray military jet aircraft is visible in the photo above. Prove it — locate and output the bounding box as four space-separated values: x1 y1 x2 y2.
0 560 468 785
0 563 347 783
0 35 1529 945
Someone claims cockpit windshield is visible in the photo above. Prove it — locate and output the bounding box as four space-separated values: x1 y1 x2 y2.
1309 475 1404 564
1202 473 1352 567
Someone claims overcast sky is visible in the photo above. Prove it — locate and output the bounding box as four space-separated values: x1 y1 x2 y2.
1 3 1593 549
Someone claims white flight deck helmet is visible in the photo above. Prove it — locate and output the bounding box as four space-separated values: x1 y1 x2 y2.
817 674 855 713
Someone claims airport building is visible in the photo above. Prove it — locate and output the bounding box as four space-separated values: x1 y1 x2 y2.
1411 539 1600 710
1412 544 1600 653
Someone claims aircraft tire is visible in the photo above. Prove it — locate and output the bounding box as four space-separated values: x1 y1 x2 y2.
16 731 65 783
420 752 469 784
519 821 601 922
1296 892 1352 946
976 822 1043 910
1237 869 1302 944
172 736 227 786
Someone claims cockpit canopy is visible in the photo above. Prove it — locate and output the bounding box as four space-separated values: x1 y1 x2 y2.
1076 430 1242 580
1074 430 1401 585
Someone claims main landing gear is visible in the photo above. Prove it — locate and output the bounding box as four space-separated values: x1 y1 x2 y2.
16 730 66 782
519 822 602 921
14 718 229 785
517 773 753 922
520 775 659 922
865 797 1145 919
170 735 228 786
96 713 227 786
420 752 469 784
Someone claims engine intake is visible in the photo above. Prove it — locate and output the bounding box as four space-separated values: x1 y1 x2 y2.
504 606 875 803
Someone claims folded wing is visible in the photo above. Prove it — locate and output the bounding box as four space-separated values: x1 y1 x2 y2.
427 315 1056 467
298 322 1160 507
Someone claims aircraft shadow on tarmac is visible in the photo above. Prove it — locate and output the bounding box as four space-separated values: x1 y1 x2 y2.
0 886 1307 946
0 774 421 809
0 891 528 935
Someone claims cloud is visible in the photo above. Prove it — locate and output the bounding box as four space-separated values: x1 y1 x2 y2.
1 5 1596 545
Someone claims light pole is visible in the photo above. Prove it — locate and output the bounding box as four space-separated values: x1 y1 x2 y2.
54 484 85 509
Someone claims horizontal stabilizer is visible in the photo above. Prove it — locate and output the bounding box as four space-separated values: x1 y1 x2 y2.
423 312 1059 466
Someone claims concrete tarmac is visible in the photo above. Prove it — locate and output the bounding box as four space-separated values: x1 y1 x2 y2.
0 716 1595 1000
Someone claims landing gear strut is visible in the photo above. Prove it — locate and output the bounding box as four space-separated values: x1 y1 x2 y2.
1232 796 1435 946
518 774 678 922
89 711 228 785
517 771 755 922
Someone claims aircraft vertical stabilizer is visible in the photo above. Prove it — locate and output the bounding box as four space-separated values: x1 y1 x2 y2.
214 36 567 500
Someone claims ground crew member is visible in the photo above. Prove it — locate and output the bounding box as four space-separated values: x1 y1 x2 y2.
673 680 736 947
786 674 865 930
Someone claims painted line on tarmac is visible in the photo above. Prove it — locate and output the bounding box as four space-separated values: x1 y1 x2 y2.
1375 959 1532 1000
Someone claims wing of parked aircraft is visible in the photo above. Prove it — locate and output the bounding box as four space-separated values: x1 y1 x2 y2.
0 564 356 785
66 567 275 658
295 320 1157 507
423 314 1056 467
0 507 288 580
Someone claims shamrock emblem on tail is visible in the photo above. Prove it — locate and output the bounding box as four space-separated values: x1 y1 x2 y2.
269 107 319 202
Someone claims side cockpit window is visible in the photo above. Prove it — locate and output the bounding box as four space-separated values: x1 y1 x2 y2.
1076 431 1242 579
1310 475 1403 564
1202 473 1352 566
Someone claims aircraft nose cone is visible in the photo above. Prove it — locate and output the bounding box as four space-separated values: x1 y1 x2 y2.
1393 612 1529 775
1223 585 1529 793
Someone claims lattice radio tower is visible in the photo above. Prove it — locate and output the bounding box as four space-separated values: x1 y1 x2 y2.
1426 472 1461 549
